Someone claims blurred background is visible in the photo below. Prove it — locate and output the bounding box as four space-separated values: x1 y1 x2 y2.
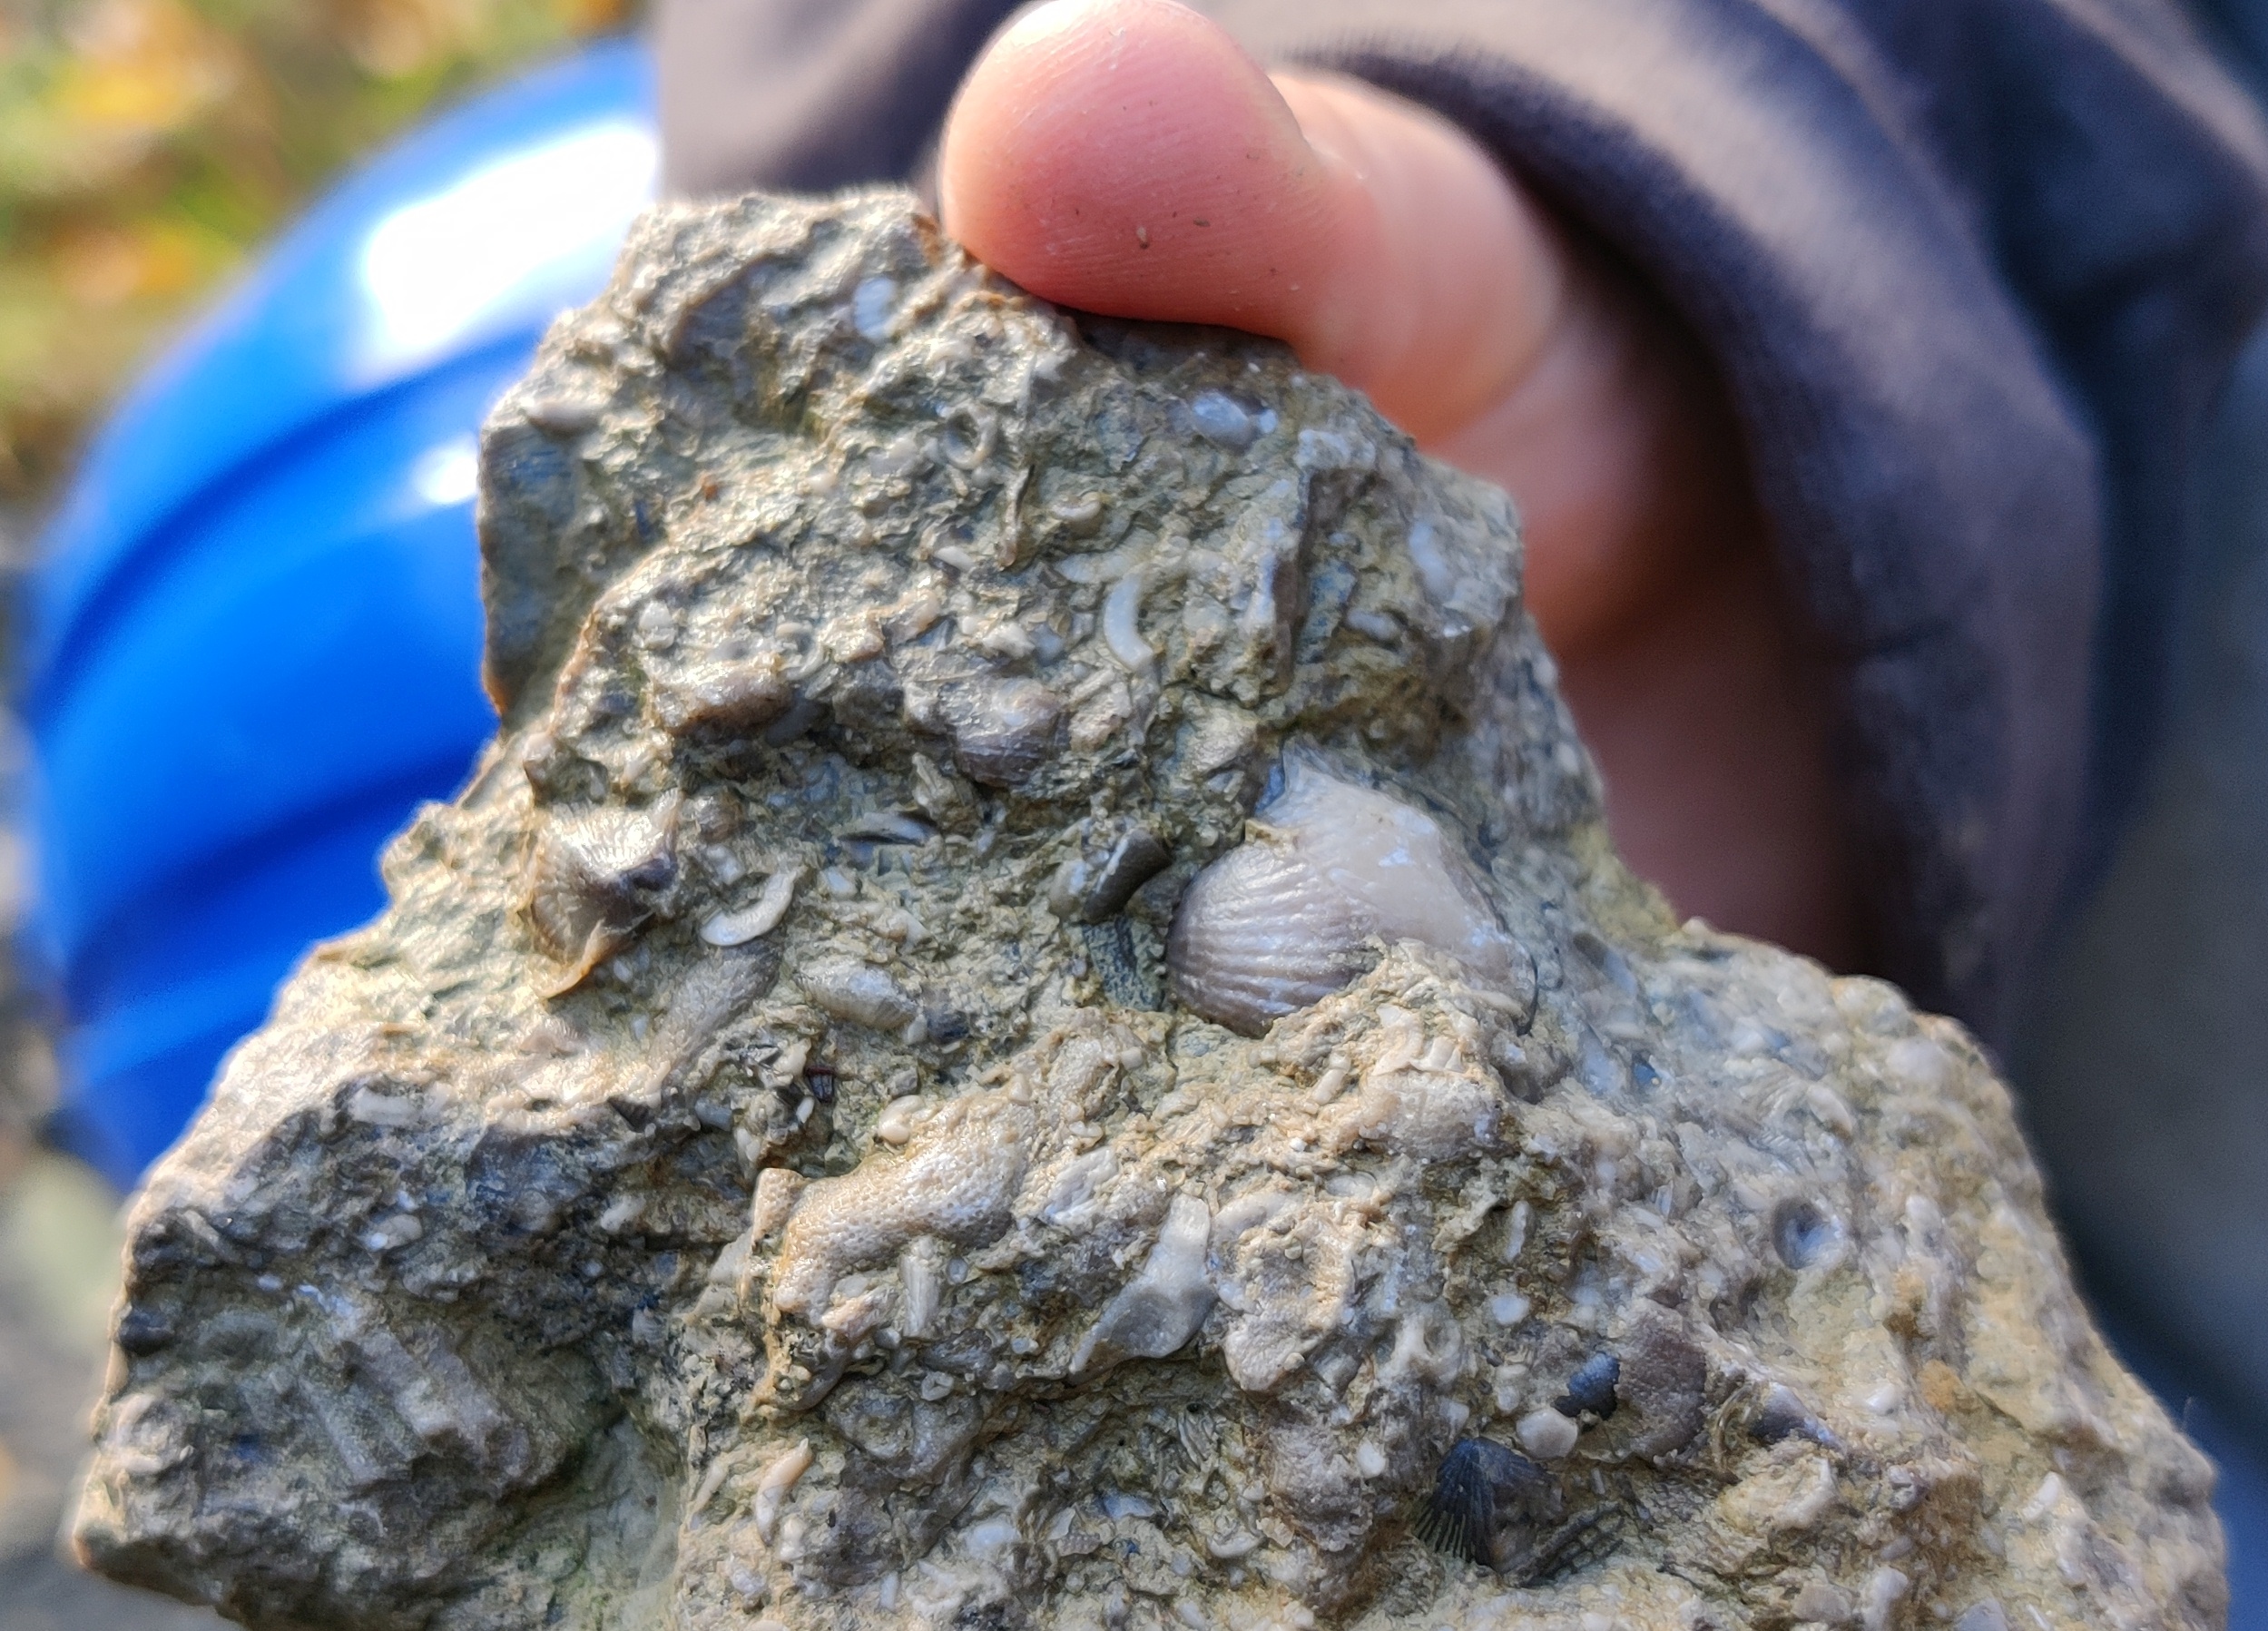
0 0 624 501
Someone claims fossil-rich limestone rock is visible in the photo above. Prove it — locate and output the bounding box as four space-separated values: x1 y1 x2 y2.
72 192 2223 1631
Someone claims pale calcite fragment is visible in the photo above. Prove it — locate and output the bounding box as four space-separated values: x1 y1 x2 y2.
1070 1191 1214 1370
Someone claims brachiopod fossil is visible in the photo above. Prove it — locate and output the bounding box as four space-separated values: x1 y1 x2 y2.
700 865 802 947
523 797 680 992
1417 1437 1563 1573
1166 759 1519 1035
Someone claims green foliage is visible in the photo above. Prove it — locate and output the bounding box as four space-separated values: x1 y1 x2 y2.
0 0 634 496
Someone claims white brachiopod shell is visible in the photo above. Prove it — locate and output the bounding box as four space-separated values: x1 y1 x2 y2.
1166 760 1517 1035
796 957 920 1036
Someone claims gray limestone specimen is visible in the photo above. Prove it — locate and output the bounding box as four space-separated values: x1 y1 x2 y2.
72 192 2223 1631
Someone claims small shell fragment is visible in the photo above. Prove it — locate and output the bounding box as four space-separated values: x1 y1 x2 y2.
701 866 802 947
752 1439 814 1543
522 394 602 435
1049 825 1173 924
851 275 897 339
652 657 792 739
1048 492 1104 534
1188 389 1255 449
941 678 1064 787
1516 1407 1579 1459
1072 1193 1214 1371
838 810 938 845
874 1096 928 1145
1487 1292 1531 1327
1103 566 1155 675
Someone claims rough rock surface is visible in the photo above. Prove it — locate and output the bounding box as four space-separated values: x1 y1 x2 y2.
72 192 2223 1631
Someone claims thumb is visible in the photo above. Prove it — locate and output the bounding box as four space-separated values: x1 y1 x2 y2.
937 0 1567 444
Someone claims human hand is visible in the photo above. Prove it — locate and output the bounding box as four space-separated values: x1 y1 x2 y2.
938 0 1862 968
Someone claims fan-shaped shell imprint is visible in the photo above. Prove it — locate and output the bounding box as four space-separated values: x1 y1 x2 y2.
1166 758 1519 1035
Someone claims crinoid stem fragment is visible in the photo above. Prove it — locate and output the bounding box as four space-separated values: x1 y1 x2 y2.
898 1240 943 1338
1103 565 1154 675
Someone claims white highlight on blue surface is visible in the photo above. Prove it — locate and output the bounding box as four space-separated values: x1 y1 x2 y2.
409 436 481 509
356 119 656 379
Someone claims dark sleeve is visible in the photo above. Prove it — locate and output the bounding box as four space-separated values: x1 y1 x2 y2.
654 0 2268 1042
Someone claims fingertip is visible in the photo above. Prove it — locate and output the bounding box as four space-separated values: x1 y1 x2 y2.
942 2 1570 456
938 0 1335 329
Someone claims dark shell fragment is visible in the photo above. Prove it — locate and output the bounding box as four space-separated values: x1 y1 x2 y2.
923 1005 971 1045
941 676 1063 786
1416 1437 1563 1575
1555 1352 1620 1419
1748 1383 1843 1450
1049 824 1173 924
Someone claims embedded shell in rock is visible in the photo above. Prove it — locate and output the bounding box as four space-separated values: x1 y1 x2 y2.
73 192 2222 1631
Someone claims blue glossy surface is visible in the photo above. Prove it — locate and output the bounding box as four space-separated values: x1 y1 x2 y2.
25 40 657 1184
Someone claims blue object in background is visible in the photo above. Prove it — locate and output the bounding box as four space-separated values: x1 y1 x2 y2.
21 40 658 1188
